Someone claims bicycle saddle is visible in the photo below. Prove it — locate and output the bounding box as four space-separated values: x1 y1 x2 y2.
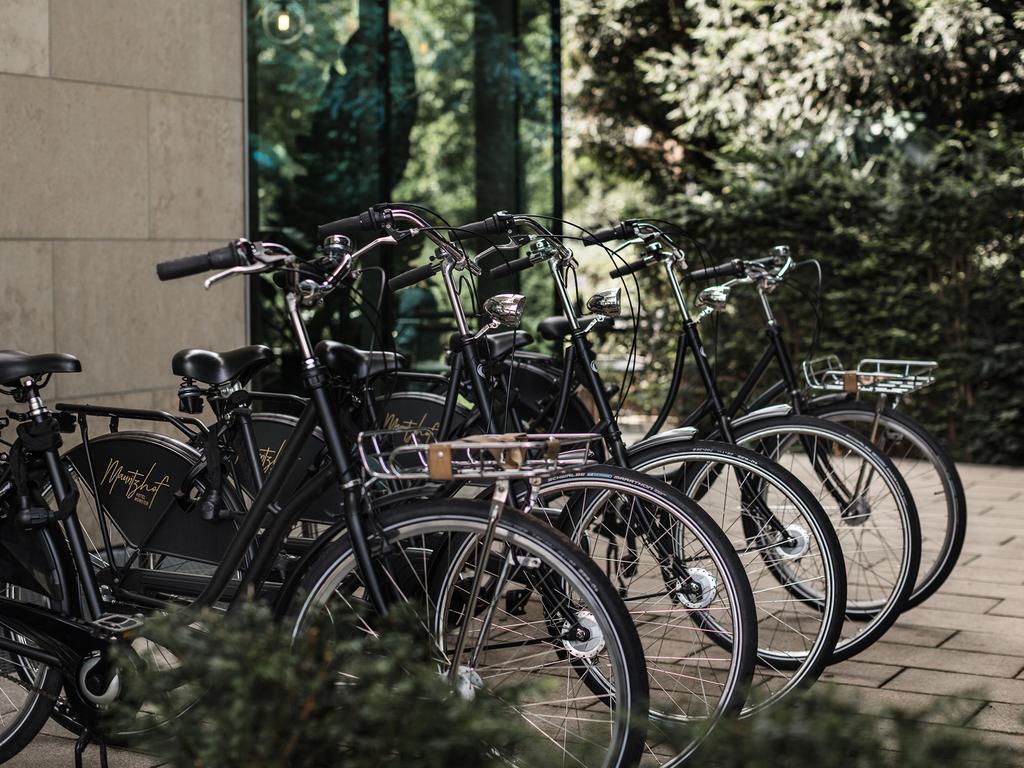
484 330 534 361
536 315 614 341
448 331 534 362
315 341 407 382
0 350 81 386
172 345 274 386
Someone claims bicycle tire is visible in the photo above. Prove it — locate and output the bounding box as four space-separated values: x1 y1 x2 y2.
727 415 921 663
623 440 845 714
809 400 966 610
288 499 649 768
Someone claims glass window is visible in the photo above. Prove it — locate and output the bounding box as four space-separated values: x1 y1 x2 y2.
247 0 561 388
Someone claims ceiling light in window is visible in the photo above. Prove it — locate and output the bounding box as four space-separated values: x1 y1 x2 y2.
263 1 305 45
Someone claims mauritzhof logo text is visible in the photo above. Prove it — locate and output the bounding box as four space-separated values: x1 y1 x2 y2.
100 459 171 509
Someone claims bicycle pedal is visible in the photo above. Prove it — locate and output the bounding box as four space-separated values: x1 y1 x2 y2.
92 613 144 634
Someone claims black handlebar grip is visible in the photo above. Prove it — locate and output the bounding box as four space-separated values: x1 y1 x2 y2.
452 213 513 241
688 259 744 282
609 258 651 279
582 222 631 246
156 244 242 281
207 244 241 270
317 209 383 242
490 256 534 279
388 262 438 292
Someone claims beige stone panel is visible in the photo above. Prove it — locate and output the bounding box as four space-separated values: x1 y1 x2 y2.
50 0 242 99
0 0 49 76
53 240 246 398
148 92 244 239
0 240 55 415
0 240 54 352
0 75 148 238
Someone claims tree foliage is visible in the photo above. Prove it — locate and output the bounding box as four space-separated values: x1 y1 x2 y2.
566 0 1024 463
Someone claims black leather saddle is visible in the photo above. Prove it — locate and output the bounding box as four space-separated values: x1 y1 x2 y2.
0 350 81 386
315 341 407 382
483 330 534 361
172 345 274 386
537 315 614 341
446 330 535 360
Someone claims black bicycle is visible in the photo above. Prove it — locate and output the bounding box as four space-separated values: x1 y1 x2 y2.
322 208 846 718
0 239 650 767
681 248 964 611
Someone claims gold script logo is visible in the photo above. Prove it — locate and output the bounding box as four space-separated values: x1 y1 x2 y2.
258 439 287 474
100 459 171 510
382 412 440 443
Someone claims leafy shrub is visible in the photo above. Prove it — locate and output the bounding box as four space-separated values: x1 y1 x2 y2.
565 0 1024 463
111 604 545 768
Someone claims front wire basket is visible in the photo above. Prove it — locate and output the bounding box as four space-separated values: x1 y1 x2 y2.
803 355 937 396
358 430 603 482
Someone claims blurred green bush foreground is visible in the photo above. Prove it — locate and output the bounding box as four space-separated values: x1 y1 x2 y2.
119 605 1019 766
565 0 1024 464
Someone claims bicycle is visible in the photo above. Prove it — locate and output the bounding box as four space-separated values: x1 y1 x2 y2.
0 240 650 767
692 250 964 610
334 208 846 716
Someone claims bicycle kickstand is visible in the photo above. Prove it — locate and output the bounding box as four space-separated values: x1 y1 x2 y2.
74 729 109 768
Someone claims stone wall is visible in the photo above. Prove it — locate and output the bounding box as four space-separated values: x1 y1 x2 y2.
0 0 247 424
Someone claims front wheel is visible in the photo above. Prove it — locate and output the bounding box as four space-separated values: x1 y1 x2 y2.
624 441 845 715
539 465 758 763
808 400 966 610
0 525 67 763
728 416 921 663
288 500 648 768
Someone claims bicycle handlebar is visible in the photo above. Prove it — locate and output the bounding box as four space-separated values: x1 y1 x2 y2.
490 256 534 279
688 259 745 282
156 244 245 281
451 212 515 242
388 262 440 291
583 222 634 246
316 209 387 241
609 257 653 279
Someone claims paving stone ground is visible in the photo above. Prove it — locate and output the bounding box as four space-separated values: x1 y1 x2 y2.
14 462 1024 766
822 462 1024 754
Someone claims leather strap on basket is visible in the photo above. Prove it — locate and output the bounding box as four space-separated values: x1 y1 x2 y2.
427 443 452 481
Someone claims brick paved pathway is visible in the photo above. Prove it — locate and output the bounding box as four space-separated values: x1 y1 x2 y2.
822 462 1024 751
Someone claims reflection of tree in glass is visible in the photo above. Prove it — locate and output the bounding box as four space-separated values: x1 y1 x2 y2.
286 23 418 244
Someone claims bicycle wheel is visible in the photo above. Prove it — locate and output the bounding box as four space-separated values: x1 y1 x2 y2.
537 466 757 765
809 400 966 610
0 526 67 762
624 442 845 716
289 499 648 768
729 415 920 663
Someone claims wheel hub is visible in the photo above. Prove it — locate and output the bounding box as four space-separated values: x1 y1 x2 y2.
676 568 717 609
561 610 605 659
454 665 483 701
842 495 872 527
775 524 810 560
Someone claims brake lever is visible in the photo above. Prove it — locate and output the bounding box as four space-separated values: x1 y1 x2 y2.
473 234 529 265
204 262 269 289
204 242 296 289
